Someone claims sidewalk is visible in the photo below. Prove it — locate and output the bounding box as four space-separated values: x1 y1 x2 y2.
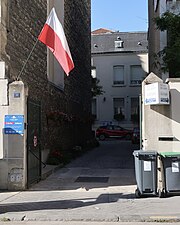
0 166 180 223
0 142 180 223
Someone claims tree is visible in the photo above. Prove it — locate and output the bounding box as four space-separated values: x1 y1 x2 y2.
91 78 104 97
154 12 180 77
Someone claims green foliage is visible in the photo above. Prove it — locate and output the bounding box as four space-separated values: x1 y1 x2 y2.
154 12 180 34
131 113 139 122
91 78 104 97
114 113 125 121
154 12 180 77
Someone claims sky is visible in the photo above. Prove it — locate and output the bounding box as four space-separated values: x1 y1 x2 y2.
91 0 148 32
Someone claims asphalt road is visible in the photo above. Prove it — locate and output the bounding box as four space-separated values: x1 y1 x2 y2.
69 139 138 169
65 139 138 189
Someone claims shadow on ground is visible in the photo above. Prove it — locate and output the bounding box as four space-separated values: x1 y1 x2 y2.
0 192 134 214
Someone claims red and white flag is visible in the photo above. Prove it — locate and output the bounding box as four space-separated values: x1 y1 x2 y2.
38 8 74 75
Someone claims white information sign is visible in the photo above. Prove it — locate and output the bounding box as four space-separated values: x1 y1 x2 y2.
145 82 170 105
172 162 179 173
144 161 151 171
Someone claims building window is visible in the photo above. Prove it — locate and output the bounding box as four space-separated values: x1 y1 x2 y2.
130 65 143 85
131 97 139 123
91 67 96 78
113 98 125 121
113 66 124 85
92 98 97 119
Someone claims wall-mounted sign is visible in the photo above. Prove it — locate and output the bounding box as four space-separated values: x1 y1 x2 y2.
145 82 170 105
14 92 21 98
4 115 24 134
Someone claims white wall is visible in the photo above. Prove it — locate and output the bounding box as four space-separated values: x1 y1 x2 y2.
92 52 148 128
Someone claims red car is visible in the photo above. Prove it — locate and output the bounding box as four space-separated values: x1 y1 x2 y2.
96 125 132 141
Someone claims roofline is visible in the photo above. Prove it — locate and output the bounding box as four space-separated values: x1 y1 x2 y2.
91 31 148 35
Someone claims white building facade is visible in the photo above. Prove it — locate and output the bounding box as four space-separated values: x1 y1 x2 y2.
148 0 180 80
91 30 148 129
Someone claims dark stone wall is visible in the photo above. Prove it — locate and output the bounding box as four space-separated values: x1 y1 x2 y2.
2 0 92 152
64 0 92 148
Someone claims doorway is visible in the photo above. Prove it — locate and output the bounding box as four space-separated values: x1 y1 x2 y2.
27 98 41 187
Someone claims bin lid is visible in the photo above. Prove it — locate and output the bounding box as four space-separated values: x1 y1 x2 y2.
159 152 180 158
133 150 157 157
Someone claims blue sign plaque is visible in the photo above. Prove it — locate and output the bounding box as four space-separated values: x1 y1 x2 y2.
4 115 24 134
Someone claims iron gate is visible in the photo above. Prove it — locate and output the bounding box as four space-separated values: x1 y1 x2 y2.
27 98 41 187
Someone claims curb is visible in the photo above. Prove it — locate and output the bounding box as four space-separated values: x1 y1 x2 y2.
1 214 180 223
118 215 180 223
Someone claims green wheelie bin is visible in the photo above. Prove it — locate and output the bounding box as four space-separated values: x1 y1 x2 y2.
158 152 180 197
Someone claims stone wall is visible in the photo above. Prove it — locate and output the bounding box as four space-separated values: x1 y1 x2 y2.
64 0 92 148
1 0 92 152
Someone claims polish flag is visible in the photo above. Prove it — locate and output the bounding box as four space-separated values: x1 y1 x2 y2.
38 8 74 75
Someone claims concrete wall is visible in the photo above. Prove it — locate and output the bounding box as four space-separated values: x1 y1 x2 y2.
167 79 180 152
142 73 180 153
0 79 8 159
0 81 27 190
148 0 163 78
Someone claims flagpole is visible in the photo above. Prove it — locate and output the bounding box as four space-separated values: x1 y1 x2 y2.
16 38 39 81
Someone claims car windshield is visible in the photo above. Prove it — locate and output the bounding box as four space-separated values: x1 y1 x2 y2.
99 126 106 129
114 126 122 130
107 125 113 130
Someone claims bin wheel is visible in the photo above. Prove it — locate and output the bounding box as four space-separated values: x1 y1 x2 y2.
158 189 165 198
135 188 141 198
